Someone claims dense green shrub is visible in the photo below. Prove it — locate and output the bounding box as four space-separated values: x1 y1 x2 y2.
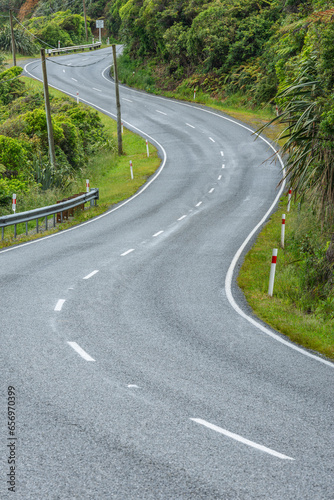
0 135 28 170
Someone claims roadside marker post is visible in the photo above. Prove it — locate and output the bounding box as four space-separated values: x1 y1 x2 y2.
146 139 149 157
287 189 292 212
12 193 16 213
268 249 278 296
86 179 90 193
76 91 79 104
58 40 60 49
281 214 285 249
130 161 133 180
194 90 196 101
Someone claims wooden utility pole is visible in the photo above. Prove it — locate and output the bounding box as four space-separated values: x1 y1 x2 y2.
82 0 88 42
112 44 123 155
9 10 16 67
40 49 56 168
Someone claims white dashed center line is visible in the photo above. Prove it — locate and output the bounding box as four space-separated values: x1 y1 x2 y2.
153 231 164 237
93 88 102 92
222 164 225 169
54 299 66 311
209 188 215 193
195 202 202 207
221 151 224 156
67 342 95 361
71 78 78 82
121 249 135 256
186 123 195 129
178 215 187 221
122 98 132 102
218 175 222 180
83 270 99 280
190 419 295 461
156 110 167 115
209 137 215 143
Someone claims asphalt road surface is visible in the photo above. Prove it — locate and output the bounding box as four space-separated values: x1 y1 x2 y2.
0 47 333 499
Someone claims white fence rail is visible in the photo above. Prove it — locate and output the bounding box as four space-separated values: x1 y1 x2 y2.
46 42 102 56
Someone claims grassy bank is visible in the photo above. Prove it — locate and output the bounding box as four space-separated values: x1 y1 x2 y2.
238 199 334 360
0 76 160 248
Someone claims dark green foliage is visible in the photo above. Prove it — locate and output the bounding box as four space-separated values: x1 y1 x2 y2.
0 24 37 55
23 10 92 48
0 66 24 105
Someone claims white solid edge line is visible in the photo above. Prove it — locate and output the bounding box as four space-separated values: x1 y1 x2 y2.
20 60 334 368
67 342 95 361
1 62 167 256
54 299 66 311
190 418 294 461
121 248 135 256
83 270 99 280
153 231 164 237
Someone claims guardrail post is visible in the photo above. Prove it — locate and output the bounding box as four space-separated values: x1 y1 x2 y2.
36 219 39 233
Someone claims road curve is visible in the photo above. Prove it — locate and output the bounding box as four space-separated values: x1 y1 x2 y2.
0 47 332 499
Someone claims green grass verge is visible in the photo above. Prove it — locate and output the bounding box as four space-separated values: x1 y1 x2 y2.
0 76 160 248
238 199 334 360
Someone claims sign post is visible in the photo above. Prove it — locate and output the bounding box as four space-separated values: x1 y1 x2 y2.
96 19 104 43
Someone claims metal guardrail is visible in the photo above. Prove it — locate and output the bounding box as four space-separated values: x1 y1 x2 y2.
46 42 102 56
0 188 99 240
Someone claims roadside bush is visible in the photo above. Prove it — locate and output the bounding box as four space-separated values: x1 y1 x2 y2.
0 135 28 170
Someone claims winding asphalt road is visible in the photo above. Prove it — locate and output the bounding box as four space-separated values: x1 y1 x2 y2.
0 47 333 499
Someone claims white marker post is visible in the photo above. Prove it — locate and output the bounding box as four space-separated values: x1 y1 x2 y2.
268 249 278 296
281 214 286 249
92 37 94 44
130 161 133 180
86 179 90 193
76 91 79 104
287 188 292 212
194 90 196 101
276 104 279 116
12 193 16 213
58 40 60 49
146 139 149 157
107 37 110 45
